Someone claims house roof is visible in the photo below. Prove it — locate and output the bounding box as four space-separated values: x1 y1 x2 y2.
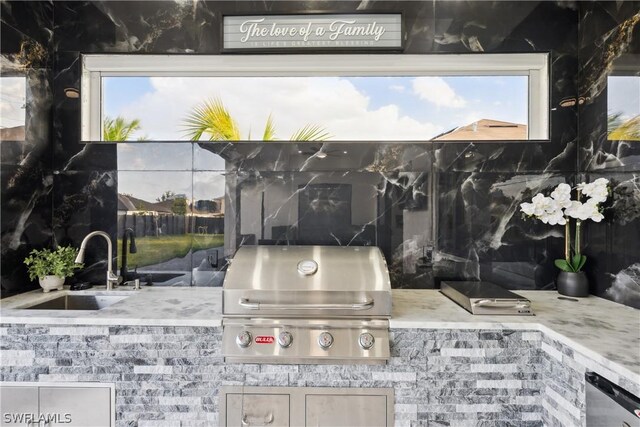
118 194 173 213
0 126 25 141
432 119 527 141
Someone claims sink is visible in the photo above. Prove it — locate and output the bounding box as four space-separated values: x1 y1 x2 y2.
22 295 129 310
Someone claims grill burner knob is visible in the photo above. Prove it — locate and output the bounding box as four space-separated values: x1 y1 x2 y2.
359 332 375 350
236 331 252 348
318 331 334 349
278 331 293 348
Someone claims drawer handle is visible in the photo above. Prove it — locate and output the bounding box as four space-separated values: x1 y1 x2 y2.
242 412 274 426
473 299 530 308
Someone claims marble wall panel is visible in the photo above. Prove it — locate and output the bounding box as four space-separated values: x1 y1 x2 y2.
1 1 54 296
578 2 640 308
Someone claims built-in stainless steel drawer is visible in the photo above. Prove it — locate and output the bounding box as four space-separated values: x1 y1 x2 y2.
219 386 394 427
586 372 640 427
225 393 290 427
305 394 390 427
0 382 114 427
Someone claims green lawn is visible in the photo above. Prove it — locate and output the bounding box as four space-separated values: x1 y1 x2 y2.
117 234 224 268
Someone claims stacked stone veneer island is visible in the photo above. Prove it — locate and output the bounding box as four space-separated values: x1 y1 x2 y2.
2 324 630 427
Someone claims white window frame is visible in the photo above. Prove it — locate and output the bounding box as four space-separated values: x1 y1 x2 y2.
81 53 549 141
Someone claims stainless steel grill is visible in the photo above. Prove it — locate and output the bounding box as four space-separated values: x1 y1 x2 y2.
222 245 392 364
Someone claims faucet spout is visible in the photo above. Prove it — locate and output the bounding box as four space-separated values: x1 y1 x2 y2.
76 231 119 290
120 228 137 282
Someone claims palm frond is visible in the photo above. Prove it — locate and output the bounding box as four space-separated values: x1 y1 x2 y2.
289 124 331 141
103 116 142 141
262 114 277 141
182 98 242 141
608 114 640 141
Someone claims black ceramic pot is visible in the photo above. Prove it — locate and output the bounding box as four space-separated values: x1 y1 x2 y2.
557 271 589 297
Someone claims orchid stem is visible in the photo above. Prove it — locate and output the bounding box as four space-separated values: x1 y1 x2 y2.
575 220 582 258
575 189 582 258
565 221 571 261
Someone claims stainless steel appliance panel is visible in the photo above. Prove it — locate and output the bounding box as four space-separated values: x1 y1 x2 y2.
219 387 394 427
441 281 533 315
586 373 640 427
0 387 38 427
222 245 392 364
223 246 392 317
305 394 390 426
223 318 389 364
39 387 112 427
225 393 290 427
224 246 390 292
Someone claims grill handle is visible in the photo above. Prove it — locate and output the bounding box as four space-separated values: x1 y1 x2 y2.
238 298 375 311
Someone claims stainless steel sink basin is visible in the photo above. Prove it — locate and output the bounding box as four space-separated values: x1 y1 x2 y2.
23 295 129 310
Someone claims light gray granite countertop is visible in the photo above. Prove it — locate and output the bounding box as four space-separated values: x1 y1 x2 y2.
0 287 222 327
393 290 640 391
1 287 639 389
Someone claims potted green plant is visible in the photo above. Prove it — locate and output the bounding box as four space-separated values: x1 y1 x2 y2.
520 178 609 297
23 246 83 292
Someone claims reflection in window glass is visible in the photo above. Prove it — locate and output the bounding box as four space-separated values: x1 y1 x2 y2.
0 77 26 141
608 75 640 141
102 76 529 141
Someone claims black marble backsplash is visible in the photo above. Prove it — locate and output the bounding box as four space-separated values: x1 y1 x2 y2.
578 2 640 309
1 1 637 309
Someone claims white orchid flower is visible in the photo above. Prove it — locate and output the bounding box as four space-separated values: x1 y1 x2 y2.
520 202 535 216
550 183 573 208
564 200 586 220
539 210 567 225
583 198 605 222
578 178 609 203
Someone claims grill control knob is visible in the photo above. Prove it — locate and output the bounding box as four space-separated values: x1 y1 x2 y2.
236 331 252 348
318 332 334 349
359 332 375 350
278 331 293 348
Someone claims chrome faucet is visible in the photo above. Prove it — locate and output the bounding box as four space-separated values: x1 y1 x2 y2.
75 231 120 290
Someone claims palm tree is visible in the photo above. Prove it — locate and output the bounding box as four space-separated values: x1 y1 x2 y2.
103 116 146 141
182 98 330 141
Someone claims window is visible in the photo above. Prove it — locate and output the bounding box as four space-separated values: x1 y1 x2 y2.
82 53 549 142
0 76 26 141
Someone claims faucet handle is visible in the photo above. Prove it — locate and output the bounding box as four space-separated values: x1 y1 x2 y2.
106 271 121 289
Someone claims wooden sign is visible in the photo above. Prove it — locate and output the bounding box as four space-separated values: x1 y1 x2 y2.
223 14 402 50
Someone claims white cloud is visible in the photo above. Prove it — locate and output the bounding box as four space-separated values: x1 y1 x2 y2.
114 76 442 141
390 84 406 92
193 172 225 200
0 77 26 128
412 77 466 108
462 111 483 126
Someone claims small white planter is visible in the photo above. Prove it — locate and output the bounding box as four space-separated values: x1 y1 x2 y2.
39 275 65 293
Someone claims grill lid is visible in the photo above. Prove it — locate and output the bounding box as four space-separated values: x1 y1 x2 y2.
223 245 392 317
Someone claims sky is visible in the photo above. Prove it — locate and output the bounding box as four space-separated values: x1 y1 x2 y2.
608 75 640 122
103 75 529 142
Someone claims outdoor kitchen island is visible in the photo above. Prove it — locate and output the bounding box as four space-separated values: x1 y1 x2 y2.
1 287 638 427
